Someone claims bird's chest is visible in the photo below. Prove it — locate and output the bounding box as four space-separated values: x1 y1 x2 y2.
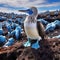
24 23 36 31
24 22 39 39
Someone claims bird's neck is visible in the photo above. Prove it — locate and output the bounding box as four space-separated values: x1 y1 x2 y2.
24 15 37 23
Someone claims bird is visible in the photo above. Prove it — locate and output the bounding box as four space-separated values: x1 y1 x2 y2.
19 7 46 49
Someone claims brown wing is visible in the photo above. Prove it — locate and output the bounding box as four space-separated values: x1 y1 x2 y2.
37 21 46 39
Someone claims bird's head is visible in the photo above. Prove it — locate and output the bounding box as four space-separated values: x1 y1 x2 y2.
19 7 38 18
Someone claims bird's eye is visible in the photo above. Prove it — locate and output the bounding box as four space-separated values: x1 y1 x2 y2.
27 9 33 15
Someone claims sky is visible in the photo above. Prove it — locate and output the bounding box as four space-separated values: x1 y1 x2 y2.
0 0 60 14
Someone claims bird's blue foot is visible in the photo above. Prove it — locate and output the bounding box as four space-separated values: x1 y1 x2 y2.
23 39 31 47
31 41 40 49
23 39 40 49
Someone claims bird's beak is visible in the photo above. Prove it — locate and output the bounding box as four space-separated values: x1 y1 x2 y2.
18 9 33 15
18 10 27 12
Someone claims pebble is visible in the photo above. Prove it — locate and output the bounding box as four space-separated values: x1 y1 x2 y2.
3 38 14 47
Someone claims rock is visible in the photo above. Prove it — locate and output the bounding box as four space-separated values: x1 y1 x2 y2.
0 35 6 47
11 26 22 40
45 22 56 33
11 23 16 29
16 18 21 25
38 19 48 25
45 20 60 33
54 20 60 27
15 26 22 40
3 38 14 47
2 24 8 35
53 35 60 39
7 19 12 24
6 25 12 33
0 17 6 22
0 29 3 35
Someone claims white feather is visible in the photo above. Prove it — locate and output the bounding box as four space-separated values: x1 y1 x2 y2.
24 16 41 40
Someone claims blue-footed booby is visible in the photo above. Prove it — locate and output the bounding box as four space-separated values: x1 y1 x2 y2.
19 7 46 49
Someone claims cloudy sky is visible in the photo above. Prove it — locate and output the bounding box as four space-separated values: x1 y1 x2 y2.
0 0 60 14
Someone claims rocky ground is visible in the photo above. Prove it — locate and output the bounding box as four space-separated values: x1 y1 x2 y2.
0 12 60 60
0 28 60 60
